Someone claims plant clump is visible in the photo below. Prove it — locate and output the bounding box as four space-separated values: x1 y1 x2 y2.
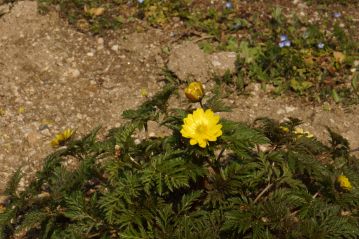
1 82 359 239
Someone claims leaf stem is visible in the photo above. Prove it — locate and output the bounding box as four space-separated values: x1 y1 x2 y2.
216 147 226 161
254 182 274 204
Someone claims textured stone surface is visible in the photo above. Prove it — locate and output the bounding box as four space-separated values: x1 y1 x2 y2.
209 51 237 76
167 42 210 83
168 41 237 82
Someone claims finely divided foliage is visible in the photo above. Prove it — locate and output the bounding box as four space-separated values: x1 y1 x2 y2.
1 83 359 238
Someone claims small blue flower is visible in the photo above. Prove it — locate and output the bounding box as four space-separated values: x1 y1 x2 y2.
284 40 291 47
280 34 288 42
333 12 341 18
279 40 291 48
225 1 233 9
138 0 144 4
317 42 324 49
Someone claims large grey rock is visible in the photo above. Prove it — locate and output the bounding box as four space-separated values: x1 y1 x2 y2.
167 41 237 82
209 51 237 76
167 42 210 83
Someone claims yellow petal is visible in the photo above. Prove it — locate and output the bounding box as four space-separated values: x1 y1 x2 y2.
86 7 106 17
193 108 204 118
184 115 194 125
198 139 207 148
190 139 197 145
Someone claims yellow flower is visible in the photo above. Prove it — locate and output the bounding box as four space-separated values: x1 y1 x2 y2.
51 129 74 148
185 82 204 102
180 108 222 148
280 125 314 139
0 108 5 116
294 128 314 138
337 175 352 191
18 106 25 114
279 126 289 132
140 88 149 97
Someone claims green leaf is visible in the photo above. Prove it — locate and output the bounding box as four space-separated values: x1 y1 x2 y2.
332 89 341 103
4 168 22 196
15 210 48 234
222 120 269 158
351 72 358 92
177 191 203 215
238 41 262 64
122 84 176 124
290 79 313 93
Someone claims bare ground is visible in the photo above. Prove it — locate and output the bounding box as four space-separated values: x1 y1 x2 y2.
0 1 358 192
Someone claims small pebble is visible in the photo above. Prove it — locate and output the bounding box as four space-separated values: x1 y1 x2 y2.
97 37 104 45
71 69 80 78
111 45 119 51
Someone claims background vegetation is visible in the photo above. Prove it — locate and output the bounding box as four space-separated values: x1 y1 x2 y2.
30 0 359 104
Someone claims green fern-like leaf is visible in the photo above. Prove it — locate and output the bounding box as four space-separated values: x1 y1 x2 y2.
222 119 269 159
4 168 22 196
204 85 231 112
177 191 203 215
142 156 190 195
122 84 176 124
15 210 48 234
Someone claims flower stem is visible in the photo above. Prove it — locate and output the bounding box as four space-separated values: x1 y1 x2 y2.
254 183 274 204
216 147 226 161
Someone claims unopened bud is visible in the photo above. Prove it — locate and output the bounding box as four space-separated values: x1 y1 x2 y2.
185 82 204 102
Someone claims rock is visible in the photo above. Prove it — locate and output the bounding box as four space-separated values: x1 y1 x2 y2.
147 120 171 138
26 131 42 145
246 83 262 94
167 41 238 82
69 68 80 78
97 37 104 45
167 42 210 83
40 128 51 137
0 4 10 16
285 106 297 113
111 45 119 52
209 51 237 76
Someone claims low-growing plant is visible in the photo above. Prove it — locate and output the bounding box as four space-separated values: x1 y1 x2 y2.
1 83 359 238
30 0 359 103
305 0 358 5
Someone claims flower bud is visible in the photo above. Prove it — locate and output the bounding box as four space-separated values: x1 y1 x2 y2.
337 175 352 192
185 82 204 102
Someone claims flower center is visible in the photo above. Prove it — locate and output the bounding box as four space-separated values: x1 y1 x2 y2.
195 124 207 135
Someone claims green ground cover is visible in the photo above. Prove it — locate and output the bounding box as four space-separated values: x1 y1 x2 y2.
32 0 359 104
1 84 359 238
